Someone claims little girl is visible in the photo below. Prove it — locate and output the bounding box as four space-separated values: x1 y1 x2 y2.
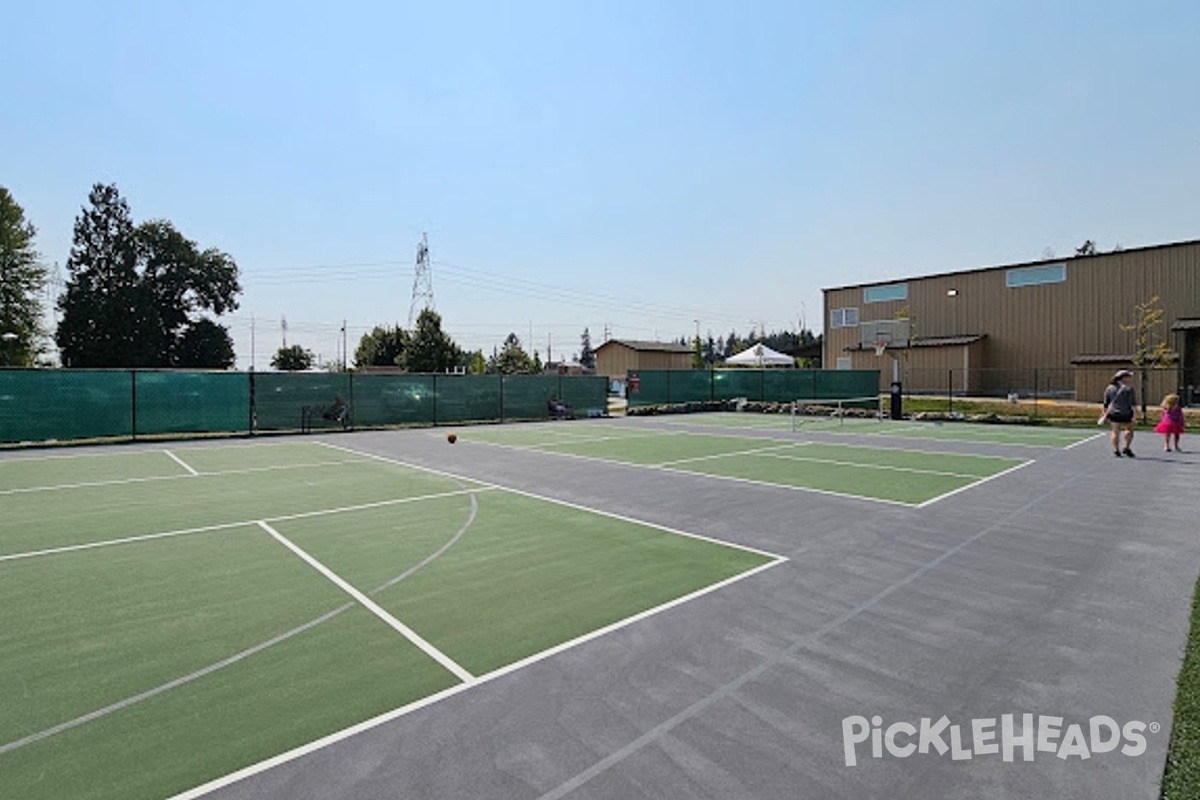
1154 393 1185 451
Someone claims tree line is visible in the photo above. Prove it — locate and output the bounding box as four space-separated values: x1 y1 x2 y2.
2 182 819 374
0 183 603 374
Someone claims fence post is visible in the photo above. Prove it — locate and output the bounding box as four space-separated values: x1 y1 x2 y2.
431 373 438 427
130 370 138 441
1033 368 1039 418
248 371 256 435
948 369 953 414
349 371 357 430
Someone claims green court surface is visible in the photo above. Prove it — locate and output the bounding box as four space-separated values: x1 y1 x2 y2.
460 427 1030 506
657 411 1099 447
0 443 777 800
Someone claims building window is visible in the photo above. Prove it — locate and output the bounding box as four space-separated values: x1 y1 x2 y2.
864 283 908 303
835 357 852 370
831 307 859 328
1006 263 1066 288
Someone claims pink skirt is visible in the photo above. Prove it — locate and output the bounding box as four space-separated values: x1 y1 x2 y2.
1155 416 1185 435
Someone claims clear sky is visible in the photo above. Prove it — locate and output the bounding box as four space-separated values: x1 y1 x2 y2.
5 0 1198 369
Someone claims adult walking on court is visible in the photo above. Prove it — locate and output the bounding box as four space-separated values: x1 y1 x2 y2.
1101 369 1137 457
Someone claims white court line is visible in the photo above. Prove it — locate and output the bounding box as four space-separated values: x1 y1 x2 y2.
0 459 373 496
0 439 330 466
653 441 807 467
166 549 785 800
256 521 474 683
0 494 484 758
915 459 1035 508
449 436 919 508
318 440 812 557
755 451 991 479
1065 432 1107 450
0 488 492 564
163 450 199 475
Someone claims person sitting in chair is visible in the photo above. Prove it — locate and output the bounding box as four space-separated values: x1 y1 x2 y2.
548 396 569 420
322 395 349 425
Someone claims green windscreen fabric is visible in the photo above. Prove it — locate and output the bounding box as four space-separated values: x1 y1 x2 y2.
711 370 765 401
436 375 502 423
135 371 250 434
0 369 133 444
813 370 878 400
352 374 435 427
501 375 564 420
627 371 671 406
557 376 607 414
626 369 881 406
253 373 352 431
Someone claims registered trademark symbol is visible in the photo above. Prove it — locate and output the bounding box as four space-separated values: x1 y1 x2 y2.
1150 722 1161 734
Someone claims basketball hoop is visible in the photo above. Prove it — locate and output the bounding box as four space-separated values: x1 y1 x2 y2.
873 340 888 357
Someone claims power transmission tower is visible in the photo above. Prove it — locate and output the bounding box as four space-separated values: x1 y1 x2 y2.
409 233 433 326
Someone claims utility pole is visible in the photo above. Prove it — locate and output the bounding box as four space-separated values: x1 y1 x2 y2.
409 233 433 326
341 320 348 371
281 315 288 348
250 315 256 371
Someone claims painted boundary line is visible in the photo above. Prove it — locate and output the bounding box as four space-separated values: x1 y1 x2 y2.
1065 431 1107 450
0 458 372 496
0 439 333 466
654 441 808 467
0 494 483 758
446 436 922 509
645 415 1091 449
531 466 1095 800
163 450 199 475
166 557 785 800
316 441 791 560
755 450 996 479
256 521 474 683
914 458 1035 508
0 488 492 564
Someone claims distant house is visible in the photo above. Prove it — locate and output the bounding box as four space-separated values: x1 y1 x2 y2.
594 339 693 381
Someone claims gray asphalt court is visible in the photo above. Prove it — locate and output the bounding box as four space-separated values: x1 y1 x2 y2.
191 415 1198 800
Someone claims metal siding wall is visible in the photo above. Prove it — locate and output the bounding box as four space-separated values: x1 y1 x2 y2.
824 242 1200 373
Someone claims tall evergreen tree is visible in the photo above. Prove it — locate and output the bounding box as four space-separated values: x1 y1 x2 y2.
489 333 538 374
57 184 142 366
579 327 596 372
0 187 48 366
400 308 462 373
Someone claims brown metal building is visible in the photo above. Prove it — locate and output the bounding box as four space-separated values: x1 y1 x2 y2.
594 339 693 381
823 239 1200 403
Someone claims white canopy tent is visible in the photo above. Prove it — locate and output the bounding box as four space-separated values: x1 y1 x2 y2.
724 343 795 367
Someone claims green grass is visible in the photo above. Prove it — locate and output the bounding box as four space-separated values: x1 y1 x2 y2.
1162 570 1200 800
0 442 777 800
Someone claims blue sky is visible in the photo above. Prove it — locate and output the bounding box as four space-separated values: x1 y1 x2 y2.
5 0 1198 368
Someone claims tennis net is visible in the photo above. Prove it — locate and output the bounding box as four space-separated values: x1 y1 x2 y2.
790 395 886 431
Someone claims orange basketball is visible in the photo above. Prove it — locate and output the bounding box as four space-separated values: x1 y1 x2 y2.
447 433 457 444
